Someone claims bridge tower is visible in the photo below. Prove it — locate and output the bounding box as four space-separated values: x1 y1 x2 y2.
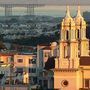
5 4 12 16
27 4 34 16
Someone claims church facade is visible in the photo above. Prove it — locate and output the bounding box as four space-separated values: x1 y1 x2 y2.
37 6 90 90
53 6 90 90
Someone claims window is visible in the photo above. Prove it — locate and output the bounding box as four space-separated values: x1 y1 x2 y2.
29 68 31 73
8 56 13 62
39 80 42 86
85 79 90 88
77 29 80 39
0 61 4 63
61 80 69 87
78 44 80 57
29 59 36 64
32 68 36 73
17 59 23 63
33 77 37 84
44 52 50 57
29 59 33 64
32 59 36 64
16 68 23 73
66 30 69 40
64 46 68 58
44 53 48 57
43 80 48 88
29 68 36 73
64 46 66 58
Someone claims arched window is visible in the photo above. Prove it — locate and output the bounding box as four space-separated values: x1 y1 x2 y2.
77 29 80 39
66 30 69 40
64 45 68 58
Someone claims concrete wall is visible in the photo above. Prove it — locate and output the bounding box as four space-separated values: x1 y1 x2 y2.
54 71 81 90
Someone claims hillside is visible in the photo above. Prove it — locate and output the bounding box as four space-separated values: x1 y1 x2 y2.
0 15 90 46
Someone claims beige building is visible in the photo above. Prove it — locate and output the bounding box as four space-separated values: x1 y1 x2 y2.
38 6 90 90
0 53 14 84
14 54 37 84
53 6 90 90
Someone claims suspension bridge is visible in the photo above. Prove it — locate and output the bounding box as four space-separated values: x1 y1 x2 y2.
0 0 89 16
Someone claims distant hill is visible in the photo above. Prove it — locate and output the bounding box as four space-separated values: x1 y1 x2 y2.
1 15 90 46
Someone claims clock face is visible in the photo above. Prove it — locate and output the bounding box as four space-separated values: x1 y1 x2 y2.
61 80 69 87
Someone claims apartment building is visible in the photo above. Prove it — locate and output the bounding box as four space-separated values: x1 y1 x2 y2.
14 54 37 85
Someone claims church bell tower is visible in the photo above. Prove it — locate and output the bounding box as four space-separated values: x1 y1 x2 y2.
74 6 89 56
53 5 90 90
59 6 79 69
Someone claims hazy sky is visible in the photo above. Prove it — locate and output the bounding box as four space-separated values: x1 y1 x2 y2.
0 0 89 5
0 0 89 17
0 5 89 17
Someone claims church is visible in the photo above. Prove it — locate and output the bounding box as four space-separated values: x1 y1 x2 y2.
38 6 90 90
52 6 90 90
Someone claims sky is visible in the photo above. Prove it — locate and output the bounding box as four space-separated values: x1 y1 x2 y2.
0 5 89 17
0 0 90 17
0 0 89 5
